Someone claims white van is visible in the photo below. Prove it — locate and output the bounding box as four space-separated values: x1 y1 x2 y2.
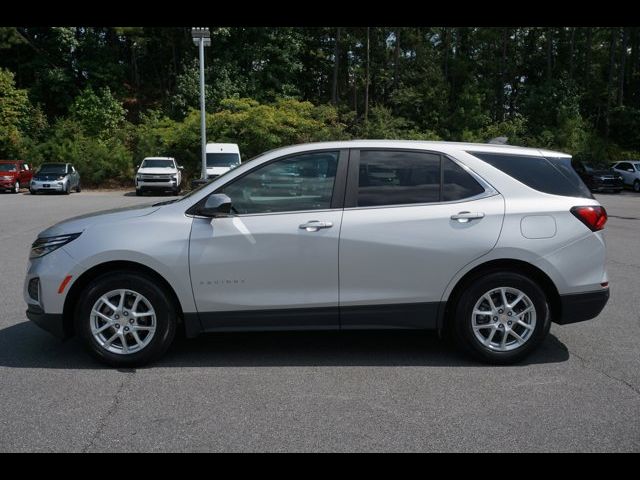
206 143 241 179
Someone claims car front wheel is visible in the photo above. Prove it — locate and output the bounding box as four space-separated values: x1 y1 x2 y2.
450 271 551 365
13 181 20 193
634 180 640 193
76 271 177 367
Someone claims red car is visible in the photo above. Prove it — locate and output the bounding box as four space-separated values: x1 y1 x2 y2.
0 160 33 193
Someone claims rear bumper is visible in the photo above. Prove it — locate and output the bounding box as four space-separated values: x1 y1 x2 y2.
556 288 610 325
26 304 67 339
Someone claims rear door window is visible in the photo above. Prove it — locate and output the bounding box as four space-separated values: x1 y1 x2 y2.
442 157 485 201
357 150 441 207
469 152 593 199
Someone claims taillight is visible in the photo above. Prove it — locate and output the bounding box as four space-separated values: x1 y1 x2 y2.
571 206 608 231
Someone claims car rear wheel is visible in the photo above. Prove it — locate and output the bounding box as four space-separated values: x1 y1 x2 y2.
450 271 551 365
76 271 177 367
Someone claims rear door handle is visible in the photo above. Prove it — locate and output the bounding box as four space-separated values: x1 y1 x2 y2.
450 211 485 223
299 220 333 232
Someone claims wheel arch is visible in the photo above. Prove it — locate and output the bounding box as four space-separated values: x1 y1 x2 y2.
62 260 185 338
440 258 561 331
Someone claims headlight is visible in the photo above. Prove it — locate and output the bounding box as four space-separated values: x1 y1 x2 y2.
1 176 12 180
57 175 66 181
30 233 81 259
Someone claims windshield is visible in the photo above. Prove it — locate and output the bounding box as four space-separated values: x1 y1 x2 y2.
141 159 175 168
0 163 17 172
38 164 67 174
206 153 240 168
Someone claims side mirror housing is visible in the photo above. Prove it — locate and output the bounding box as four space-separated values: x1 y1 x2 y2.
178 165 184 170
197 193 232 217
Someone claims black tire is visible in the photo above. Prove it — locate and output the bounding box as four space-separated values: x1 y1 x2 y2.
449 271 551 365
135 188 143 196
173 188 181 196
75 271 177 367
634 180 640 193
76 182 81 193
30 188 37 195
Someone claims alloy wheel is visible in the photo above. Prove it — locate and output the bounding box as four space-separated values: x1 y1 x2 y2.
471 287 537 352
90 289 157 355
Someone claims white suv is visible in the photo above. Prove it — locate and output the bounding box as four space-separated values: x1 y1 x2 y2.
24 141 610 367
611 160 640 192
135 157 183 196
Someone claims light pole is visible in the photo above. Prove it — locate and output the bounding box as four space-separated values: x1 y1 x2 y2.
191 27 211 184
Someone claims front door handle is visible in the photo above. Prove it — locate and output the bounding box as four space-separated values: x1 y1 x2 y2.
450 211 485 223
299 220 333 232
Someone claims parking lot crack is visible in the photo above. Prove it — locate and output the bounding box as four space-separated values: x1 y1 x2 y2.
82 371 135 452
551 338 640 397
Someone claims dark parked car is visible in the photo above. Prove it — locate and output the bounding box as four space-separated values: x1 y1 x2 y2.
572 160 623 193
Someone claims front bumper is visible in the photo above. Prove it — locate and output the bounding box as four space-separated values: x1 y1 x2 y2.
26 304 66 338
31 179 66 192
136 178 179 190
556 288 610 324
0 178 17 189
590 179 624 192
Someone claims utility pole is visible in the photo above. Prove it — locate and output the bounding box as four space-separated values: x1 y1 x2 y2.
191 27 211 186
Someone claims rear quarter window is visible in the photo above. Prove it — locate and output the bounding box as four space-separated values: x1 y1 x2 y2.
468 152 593 199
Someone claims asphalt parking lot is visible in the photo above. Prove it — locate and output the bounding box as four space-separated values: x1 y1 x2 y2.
0 189 638 452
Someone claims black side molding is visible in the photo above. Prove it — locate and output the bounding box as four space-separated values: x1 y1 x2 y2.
556 288 609 325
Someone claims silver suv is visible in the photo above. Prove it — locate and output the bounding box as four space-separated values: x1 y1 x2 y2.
24 141 610 367
611 160 640 192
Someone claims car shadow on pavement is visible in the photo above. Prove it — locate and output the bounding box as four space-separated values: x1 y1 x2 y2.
122 191 179 197
0 321 569 370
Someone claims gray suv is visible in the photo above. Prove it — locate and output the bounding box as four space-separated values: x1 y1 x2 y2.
24 141 610 367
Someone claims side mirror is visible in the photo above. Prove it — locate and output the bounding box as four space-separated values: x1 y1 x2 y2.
178 165 184 170
136 164 140 169
197 193 232 217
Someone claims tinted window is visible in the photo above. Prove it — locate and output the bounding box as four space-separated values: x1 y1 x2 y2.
469 152 592 199
141 159 175 168
39 164 67 174
617 162 632 170
442 157 485 201
357 151 440 207
220 151 339 214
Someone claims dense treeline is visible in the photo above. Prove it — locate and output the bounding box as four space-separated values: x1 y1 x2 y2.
1 26 639 185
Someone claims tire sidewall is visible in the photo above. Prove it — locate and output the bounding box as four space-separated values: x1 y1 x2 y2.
76 272 176 367
452 272 550 364
634 180 640 192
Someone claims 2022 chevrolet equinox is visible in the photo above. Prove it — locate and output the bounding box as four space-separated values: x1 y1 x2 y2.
24 141 610 367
